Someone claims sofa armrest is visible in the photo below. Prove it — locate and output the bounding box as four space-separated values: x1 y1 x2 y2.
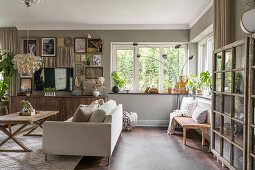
42 121 112 156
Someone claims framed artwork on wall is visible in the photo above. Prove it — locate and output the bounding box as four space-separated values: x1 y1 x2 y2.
92 55 101 66
41 37 56 57
20 78 32 94
87 39 103 53
74 38 87 53
85 67 103 79
75 64 81 76
20 37 39 56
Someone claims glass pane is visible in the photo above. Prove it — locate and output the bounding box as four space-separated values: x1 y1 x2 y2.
224 95 231 115
223 116 231 139
235 44 246 68
216 52 222 71
214 112 221 133
223 139 231 162
253 157 255 170
117 49 134 90
163 47 185 91
139 48 160 91
234 97 244 121
233 146 243 170
253 99 255 124
207 38 213 73
225 50 232 70
216 73 221 91
233 121 244 147
200 43 207 73
215 133 221 154
215 94 221 112
224 72 232 92
252 127 255 154
234 71 244 94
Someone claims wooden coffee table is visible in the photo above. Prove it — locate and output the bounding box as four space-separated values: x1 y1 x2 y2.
0 111 59 152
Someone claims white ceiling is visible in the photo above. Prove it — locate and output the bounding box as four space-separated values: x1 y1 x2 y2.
0 0 213 30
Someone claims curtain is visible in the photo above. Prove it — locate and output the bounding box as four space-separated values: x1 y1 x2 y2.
0 27 18 97
56 47 74 68
213 0 231 50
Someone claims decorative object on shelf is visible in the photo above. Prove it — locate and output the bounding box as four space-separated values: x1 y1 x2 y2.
20 36 39 56
20 100 35 116
144 87 150 93
75 64 81 76
0 50 15 101
82 79 103 95
85 55 92 65
19 0 41 7
74 37 87 53
57 38 65 47
74 76 81 87
20 73 32 78
93 89 100 97
173 76 187 94
92 77 105 97
124 89 130 93
20 78 32 94
92 55 101 66
41 37 56 57
85 67 103 79
111 71 125 93
43 87 56 96
64 37 73 47
167 88 173 94
72 89 82 96
133 42 194 108
87 39 103 53
75 54 81 62
87 34 92 38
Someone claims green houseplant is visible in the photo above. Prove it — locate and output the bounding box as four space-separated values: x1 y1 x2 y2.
85 55 92 66
111 71 125 93
200 71 212 95
0 49 15 102
186 73 203 95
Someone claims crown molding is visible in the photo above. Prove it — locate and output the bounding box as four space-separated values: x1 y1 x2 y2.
16 24 189 30
188 0 213 28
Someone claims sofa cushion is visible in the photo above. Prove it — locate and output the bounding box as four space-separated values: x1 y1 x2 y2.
192 106 208 124
72 101 99 122
89 100 117 122
180 97 197 117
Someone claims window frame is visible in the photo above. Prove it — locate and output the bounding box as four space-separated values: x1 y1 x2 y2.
111 42 188 93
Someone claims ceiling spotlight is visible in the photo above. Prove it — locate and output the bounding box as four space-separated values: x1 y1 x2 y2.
19 0 41 7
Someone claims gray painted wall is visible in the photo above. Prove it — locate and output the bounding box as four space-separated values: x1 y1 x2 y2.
189 7 213 41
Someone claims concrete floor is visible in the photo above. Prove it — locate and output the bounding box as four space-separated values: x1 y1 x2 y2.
75 127 227 170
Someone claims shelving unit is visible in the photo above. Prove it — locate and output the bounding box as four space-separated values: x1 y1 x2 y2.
248 34 255 170
211 38 250 170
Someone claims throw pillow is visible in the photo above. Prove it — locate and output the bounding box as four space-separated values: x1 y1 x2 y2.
106 99 117 108
192 106 208 123
89 103 114 122
72 105 95 122
180 97 197 117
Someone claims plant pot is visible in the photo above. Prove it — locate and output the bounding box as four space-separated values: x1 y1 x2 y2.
196 89 203 95
167 88 172 94
112 86 120 93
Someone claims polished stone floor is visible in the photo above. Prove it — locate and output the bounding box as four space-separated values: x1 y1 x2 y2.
75 127 227 170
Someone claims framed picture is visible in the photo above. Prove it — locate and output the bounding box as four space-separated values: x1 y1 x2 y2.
87 39 103 53
20 37 39 56
92 55 101 66
41 37 56 57
75 64 81 76
74 38 87 53
20 78 32 94
85 67 103 79
20 73 32 78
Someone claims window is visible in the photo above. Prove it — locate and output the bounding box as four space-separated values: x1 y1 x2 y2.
198 35 213 74
112 43 187 92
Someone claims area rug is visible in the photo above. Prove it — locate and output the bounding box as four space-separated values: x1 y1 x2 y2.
0 125 82 170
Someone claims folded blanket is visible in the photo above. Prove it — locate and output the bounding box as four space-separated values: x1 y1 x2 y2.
167 110 183 135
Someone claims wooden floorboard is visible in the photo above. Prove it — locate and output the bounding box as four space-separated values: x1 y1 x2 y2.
75 127 228 170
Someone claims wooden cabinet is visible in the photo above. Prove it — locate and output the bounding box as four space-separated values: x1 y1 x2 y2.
9 96 108 121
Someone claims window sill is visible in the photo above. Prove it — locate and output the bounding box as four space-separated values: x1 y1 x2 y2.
108 92 188 95
190 94 212 100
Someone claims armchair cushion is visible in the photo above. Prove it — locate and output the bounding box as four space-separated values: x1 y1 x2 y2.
72 101 99 122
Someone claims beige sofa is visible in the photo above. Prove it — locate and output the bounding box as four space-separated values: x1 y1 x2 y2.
42 104 123 165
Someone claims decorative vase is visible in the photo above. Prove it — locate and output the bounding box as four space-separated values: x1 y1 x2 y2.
93 89 100 97
167 88 172 94
112 86 120 93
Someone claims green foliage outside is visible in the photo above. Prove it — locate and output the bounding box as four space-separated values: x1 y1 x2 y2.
0 49 15 102
112 71 125 88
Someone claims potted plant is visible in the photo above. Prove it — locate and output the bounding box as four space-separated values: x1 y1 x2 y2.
0 49 15 105
194 78 203 95
85 55 92 66
200 71 212 95
111 71 125 93
186 73 197 95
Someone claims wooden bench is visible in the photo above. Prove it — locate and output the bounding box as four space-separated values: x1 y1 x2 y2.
174 116 211 146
